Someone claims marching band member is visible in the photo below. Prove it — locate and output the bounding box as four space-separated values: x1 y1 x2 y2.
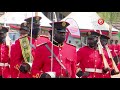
100 33 119 77
10 22 33 78
77 31 110 78
31 21 77 78
0 25 10 78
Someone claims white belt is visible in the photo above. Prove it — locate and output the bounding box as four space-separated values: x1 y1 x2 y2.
45 72 56 78
0 63 9 66
85 68 102 73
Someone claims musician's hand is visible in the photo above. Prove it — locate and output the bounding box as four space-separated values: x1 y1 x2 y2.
102 67 110 74
111 69 116 75
40 73 51 78
76 70 83 77
82 72 90 77
111 69 120 75
19 63 31 73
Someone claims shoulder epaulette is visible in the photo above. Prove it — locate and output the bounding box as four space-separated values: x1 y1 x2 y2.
36 42 48 47
40 35 49 38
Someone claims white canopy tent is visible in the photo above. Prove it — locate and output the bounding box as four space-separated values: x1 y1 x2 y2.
0 12 52 45
61 12 119 32
61 12 120 48
0 12 52 27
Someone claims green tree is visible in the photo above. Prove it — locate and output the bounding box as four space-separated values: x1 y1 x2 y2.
117 32 120 39
97 12 120 39
97 12 120 23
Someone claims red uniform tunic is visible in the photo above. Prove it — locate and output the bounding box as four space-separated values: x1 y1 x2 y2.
0 43 10 78
113 44 119 56
35 35 50 46
117 63 120 71
102 48 114 78
31 42 77 78
108 44 114 50
32 35 50 59
108 44 116 57
114 44 120 57
10 43 19 78
11 36 35 78
77 46 111 78
118 45 120 57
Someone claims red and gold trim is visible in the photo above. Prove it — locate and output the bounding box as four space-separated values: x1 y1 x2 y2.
39 35 49 38
52 39 64 47
14 64 20 70
33 73 40 78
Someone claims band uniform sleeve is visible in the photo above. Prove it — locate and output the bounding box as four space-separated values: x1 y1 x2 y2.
10 44 19 78
31 45 44 78
71 49 77 78
1 44 10 63
103 49 113 69
77 48 85 71
1 44 11 78
12 40 23 70
10 44 15 66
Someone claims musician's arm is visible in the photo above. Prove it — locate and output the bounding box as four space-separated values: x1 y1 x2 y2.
31 46 44 78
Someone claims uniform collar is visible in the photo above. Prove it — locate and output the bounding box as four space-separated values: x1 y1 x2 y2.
88 45 98 50
53 39 63 47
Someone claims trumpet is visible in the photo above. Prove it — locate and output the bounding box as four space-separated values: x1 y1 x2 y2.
105 45 120 74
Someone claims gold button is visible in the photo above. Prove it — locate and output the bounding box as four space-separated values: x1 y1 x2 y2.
95 65 96 67
60 54 62 57
61 74 63 76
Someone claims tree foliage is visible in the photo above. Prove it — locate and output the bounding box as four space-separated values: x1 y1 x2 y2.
97 12 120 24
